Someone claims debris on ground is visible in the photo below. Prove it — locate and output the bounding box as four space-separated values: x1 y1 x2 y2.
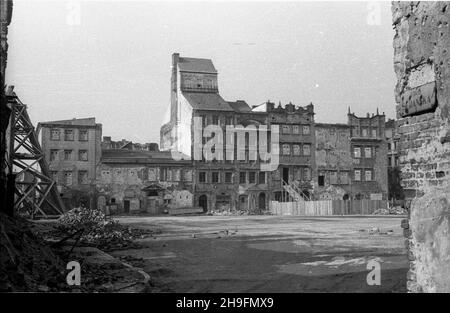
208 210 272 216
54 207 154 251
0 213 67 292
372 206 407 215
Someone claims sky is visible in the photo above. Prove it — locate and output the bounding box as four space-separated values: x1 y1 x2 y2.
6 0 397 144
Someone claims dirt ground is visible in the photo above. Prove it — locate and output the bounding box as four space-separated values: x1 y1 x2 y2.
112 215 408 293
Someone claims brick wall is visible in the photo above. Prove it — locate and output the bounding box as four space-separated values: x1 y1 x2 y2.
392 1 450 292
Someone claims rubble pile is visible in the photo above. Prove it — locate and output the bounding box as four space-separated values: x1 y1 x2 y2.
0 213 67 292
56 207 152 251
372 206 407 215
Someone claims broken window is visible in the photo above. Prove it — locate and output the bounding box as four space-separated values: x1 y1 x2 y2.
259 172 266 184
354 147 361 158
225 116 233 125
160 168 168 181
199 171 206 183
362 128 368 137
212 172 219 183
303 144 311 156
282 125 290 134
78 171 88 185
225 172 233 183
365 170 372 181
248 172 256 184
239 172 246 184
354 170 361 181
64 129 74 141
282 144 290 155
79 150 88 161
364 147 372 158
50 149 58 161
292 125 300 134
51 171 58 183
304 168 311 181
371 129 377 138
212 115 219 125
51 129 60 140
64 171 73 185
318 175 325 186
79 129 88 141
64 150 72 160
330 171 338 184
292 144 301 156
339 171 349 184
302 125 310 135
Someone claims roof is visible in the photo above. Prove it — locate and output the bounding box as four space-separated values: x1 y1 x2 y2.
228 100 251 113
101 149 192 164
182 92 234 111
39 117 99 127
178 57 217 74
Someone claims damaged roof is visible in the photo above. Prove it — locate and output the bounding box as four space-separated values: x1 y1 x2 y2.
182 92 234 111
101 149 191 164
178 57 217 74
228 100 252 113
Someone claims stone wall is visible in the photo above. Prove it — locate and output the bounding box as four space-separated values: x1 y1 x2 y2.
392 1 450 292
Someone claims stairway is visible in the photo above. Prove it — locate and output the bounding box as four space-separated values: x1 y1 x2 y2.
282 180 306 202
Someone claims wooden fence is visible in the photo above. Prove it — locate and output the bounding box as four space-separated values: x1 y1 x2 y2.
269 199 387 216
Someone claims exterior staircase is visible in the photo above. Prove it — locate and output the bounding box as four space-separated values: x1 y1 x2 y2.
281 180 311 202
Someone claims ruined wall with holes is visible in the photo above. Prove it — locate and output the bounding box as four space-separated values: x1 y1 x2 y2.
392 1 450 292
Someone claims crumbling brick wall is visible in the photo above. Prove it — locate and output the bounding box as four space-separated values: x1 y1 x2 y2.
392 1 450 292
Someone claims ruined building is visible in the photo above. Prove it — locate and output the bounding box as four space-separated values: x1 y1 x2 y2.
314 109 388 201
392 1 450 292
39 118 102 209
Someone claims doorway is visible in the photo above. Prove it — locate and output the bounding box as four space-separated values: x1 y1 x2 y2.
123 199 130 213
282 167 289 183
258 193 266 211
199 195 208 212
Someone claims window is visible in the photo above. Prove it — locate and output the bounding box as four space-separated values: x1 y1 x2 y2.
354 170 361 181
248 172 256 184
361 128 368 137
292 125 300 134
302 125 310 135
364 147 372 158
239 172 246 184
371 129 377 138
212 115 219 125
64 150 72 160
353 127 360 137
354 147 361 158
282 125 290 134
64 129 74 141
199 171 206 183
78 171 88 185
200 115 207 128
212 172 219 183
259 172 266 184
79 150 88 161
303 168 311 181
339 171 349 184
318 175 325 186
64 171 73 185
225 172 233 183
225 116 233 125
51 171 58 183
303 144 311 156
50 129 60 140
292 144 301 156
160 168 168 181
282 144 290 155
330 171 338 184
79 129 88 141
365 170 372 181
50 149 58 161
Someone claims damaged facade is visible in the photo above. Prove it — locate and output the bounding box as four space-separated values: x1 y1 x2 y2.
392 1 450 292
39 118 102 209
96 149 193 214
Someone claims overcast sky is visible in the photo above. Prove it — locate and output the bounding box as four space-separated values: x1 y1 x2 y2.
6 0 396 144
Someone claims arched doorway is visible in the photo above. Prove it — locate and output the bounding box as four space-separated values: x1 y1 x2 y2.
199 195 208 213
258 193 266 212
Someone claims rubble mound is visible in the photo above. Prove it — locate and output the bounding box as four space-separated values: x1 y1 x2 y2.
0 213 66 292
56 207 152 251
